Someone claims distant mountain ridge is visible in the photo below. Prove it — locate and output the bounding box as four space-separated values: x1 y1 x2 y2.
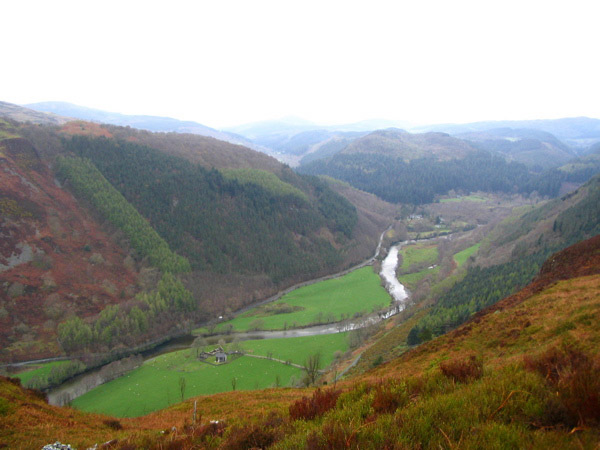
0 101 71 125
414 116 600 149
225 118 409 165
456 127 576 171
339 129 477 160
25 101 255 149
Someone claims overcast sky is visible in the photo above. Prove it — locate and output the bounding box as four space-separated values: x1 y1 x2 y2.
2 0 599 128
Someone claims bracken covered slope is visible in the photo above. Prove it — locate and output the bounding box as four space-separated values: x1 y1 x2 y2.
0 133 140 362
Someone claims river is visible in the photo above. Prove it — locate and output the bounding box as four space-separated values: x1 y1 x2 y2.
47 230 411 406
380 244 409 304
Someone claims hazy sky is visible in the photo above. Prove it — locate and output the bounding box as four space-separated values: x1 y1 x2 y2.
2 0 599 128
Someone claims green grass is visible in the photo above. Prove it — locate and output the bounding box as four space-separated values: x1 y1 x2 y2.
13 361 73 385
237 332 349 368
439 194 487 203
400 244 438 271
453 243 480 267
72 333 350 418
221 168 308 201
399 266 441 289
72 350 302 417
209 267 391 332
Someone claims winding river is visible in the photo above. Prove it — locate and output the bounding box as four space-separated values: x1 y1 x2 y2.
47 230 411 406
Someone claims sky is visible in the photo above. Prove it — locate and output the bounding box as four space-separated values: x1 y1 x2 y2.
2 0 599 129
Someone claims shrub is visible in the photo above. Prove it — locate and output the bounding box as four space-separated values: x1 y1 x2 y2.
440 355 483 383
103 419 123 430
221 423 280 449
372 380 408 415
523 344 587 384
184 420 226 441
306 421 353 449
0 397 12 416
289 388 341 421
524 344 600 426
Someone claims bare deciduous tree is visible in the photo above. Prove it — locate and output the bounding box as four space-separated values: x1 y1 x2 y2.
303 352 321 386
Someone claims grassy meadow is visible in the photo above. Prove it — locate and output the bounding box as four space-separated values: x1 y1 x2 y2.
398 266 441 290
399 243 438 271
206 266 391 333
72 332 350 418
237 332 349 368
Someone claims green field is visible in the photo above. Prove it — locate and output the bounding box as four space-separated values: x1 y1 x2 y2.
72 333 349 417
13 361 73 385
439 194 488 203
400 244 438 271
73 353 301 417
207 266 391 333
237 332 349 368
453 243 480 267
398 266 441 289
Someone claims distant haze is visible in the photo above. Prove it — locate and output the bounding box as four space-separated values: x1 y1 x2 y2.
2 0 599 128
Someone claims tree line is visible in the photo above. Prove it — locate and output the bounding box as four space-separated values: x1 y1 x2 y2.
56 156 190 273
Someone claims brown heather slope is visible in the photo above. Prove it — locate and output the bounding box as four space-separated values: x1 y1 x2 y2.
0 135 139 362
105 124 284 173
1 236 598 448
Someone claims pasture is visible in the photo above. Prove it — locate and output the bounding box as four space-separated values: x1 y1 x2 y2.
72 332 349 418
208 266 391 332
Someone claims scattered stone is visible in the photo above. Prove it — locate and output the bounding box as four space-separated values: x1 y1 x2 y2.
42 442 74 450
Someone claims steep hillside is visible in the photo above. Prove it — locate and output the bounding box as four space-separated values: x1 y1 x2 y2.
458 127 575 171
2 236 599 449
0 126 140 362
60 135 358 285
479 173 600 266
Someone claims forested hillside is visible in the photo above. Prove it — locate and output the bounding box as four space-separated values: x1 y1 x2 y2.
301 151 532 204
55 156 190 273
62 135 357 284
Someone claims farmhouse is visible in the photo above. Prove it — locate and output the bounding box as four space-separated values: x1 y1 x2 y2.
215 351 227 363
198 346 229 363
